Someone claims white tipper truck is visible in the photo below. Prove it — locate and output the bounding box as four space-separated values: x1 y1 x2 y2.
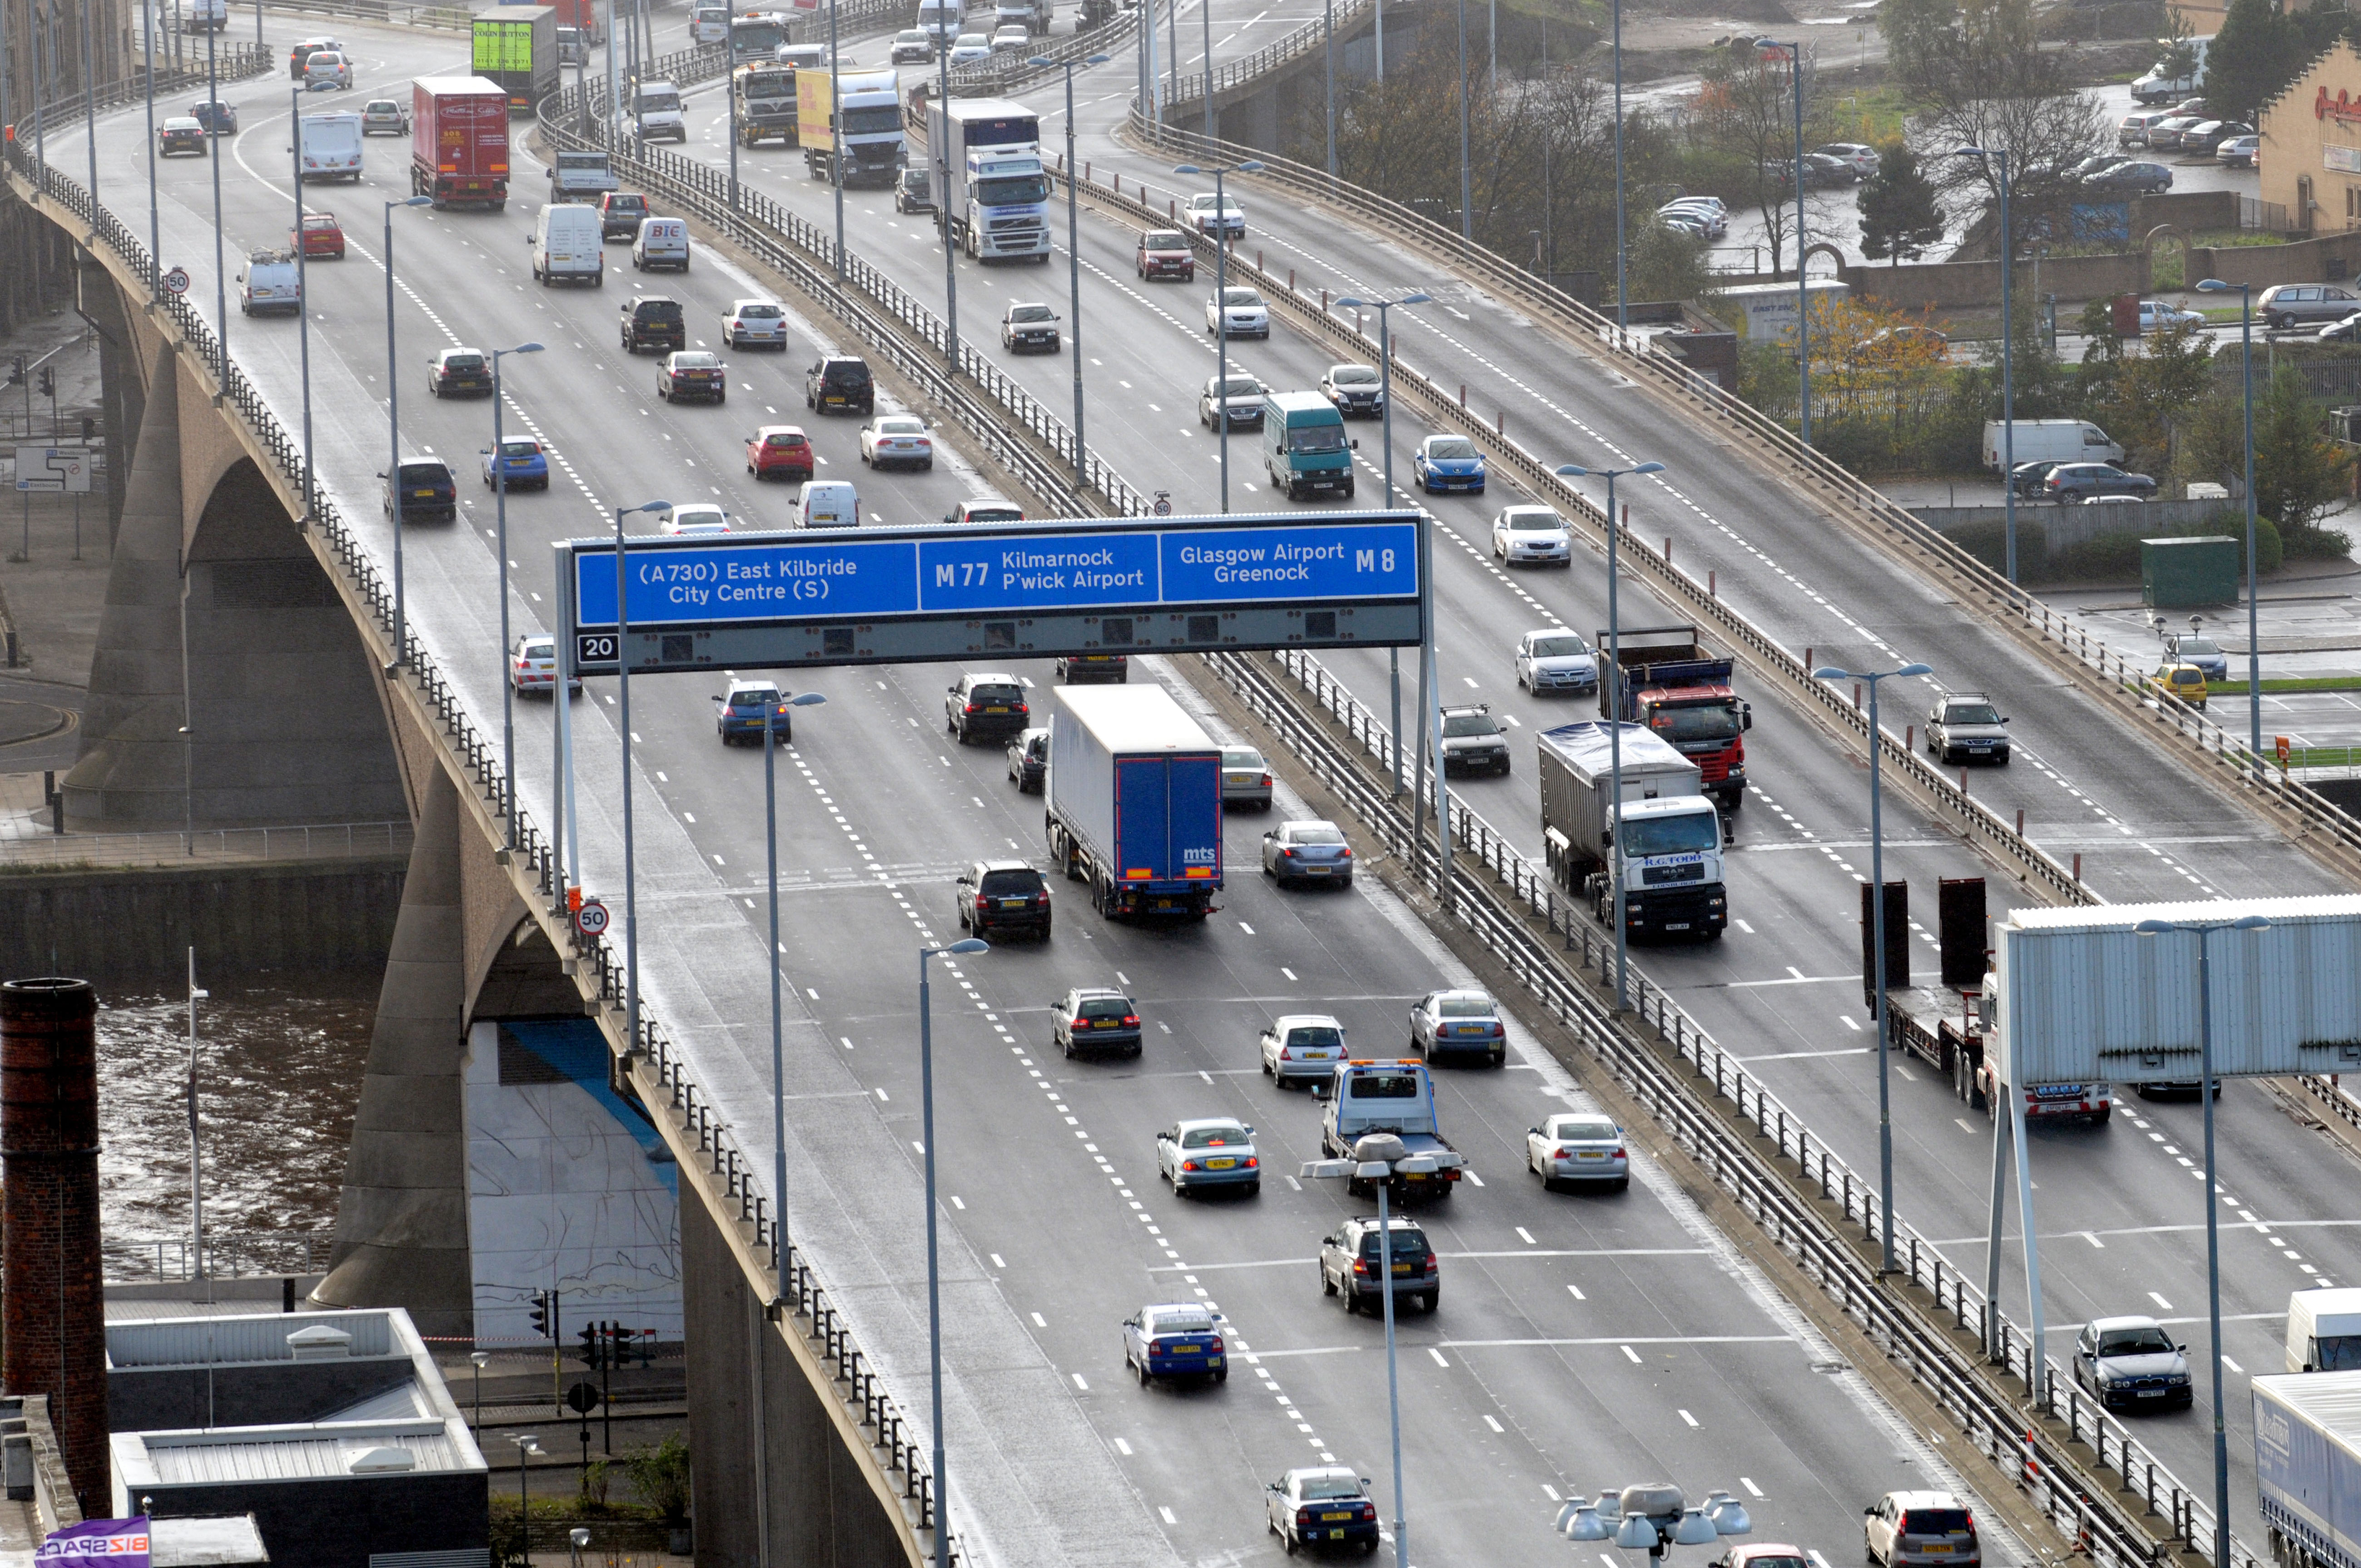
928 97 1050 262
1536 720 1727 940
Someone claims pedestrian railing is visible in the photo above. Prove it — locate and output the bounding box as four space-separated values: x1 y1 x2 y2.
0 820 413 869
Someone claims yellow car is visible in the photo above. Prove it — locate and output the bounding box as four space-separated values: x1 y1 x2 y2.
2154 661 2208 709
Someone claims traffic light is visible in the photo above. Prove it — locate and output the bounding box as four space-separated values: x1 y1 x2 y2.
575 1321 603 1370
527 1290 551 1339
6 355 22 387
35 367 53 396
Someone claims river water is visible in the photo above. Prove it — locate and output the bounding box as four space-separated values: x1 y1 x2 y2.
91 973 375 1280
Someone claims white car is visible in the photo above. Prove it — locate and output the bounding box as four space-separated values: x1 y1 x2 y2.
1206 287 1269 338
1183 191 1244 238
1491 504 1571 566
303 49 353 89
509 634 580 695
723 298 789 349
1814 141 1882 177
359 98 409 134
655 501 730 535
2138 299 2204 331
1526 1112 1628 1191
1657 200 1725 238
860 413 934 470
1514 627 1599 696
989 22 1029 50
947 32 991 63
1258 1012 1348 1086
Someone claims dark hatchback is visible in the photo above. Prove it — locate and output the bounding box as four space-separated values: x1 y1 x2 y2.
620 296 686 353
598 191 651 240
427 348 493 397
805 355 875 414
956 859 1052 938
1052 987 1142 1059
382 458 458 522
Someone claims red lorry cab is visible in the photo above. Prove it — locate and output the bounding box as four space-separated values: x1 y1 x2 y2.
410 75 511 210
1595 623 1751 810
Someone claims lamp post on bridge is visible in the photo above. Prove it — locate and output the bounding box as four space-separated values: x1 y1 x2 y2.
1949 145 2015 581
920 936 989 1568
486 341 545 850
611 497 671 1079
380 194 432 670
1174 158 1263 512
1033 51 1110 486
764 689 827 1306
1558 1484 1754 1561
1335 290 1428 800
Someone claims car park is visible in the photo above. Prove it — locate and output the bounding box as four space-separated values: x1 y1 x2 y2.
2217 134 2260 166
1526 1112 1628 1190
2073 1316 2194 1411
291 211 346 258
805 355 875 414
1259 1013 1348 1084
2118 109 2172 145
1206 287 1270 338
2182 119 2251 154
890 27 934 61
1438 703 1510 774
2044 462 2155 501
2163 631 2229 681
1319 1215 1438 1313
1491 504 1571 566
597 192 651 241
508 634 578 695
1657 199 1726 238
1055 653 1127 683
656 351 727 404
1864 1492 1981 1568
1514 627 1599 695
2154 661 2208 708
359 97 409 134
945 672 1029 742
1123 1303 1227 1383
1155 1119 1259 1196
712 679 795 744
656 502 729 535
895 167 934 213
159 117 208 155
1814 141 1880 176
288 36 341 77
1199 373 1267 431
955 859 1052 938
1183 190 1244 238
2262 282 2361 328
381 458 457 522
1924 692 2010 764
190 99 237 134
481 437 549 491
746 425 815 482
947 32 991 63
1136 228 1195 281
1051 986 1142 1059
860 414 932 470
1318 362 1384 416
619 294 686 353
1000 301 1060 352
1005 728 1048 791
303 50 353 89
722 298 787 348
1265 1469 1380 1554
2137 299 2203 331
1408 987 1506 1066
2146 114 2205 149
1260 820 1353 887
1413 434 1486 493
426 347 492 398
943 497 1024 525
1221 745 1273 809
2082 160 2173 193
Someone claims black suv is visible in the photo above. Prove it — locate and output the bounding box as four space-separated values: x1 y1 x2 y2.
1318 1215 1438 1314
1051 986 1141 1059
945 672 1029 744
957 859 1052 939
381 458 458 522
620 296 685 354
805 355 875 415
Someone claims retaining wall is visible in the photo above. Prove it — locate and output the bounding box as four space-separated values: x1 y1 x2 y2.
0 858 405 978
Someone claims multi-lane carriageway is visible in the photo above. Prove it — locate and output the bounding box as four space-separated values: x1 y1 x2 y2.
49 5 2361 1562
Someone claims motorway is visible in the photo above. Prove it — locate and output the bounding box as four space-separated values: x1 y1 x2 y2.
40 1 2361 1560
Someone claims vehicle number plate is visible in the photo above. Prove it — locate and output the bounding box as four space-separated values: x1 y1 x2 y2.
1307 866 1330 875
1206 1158 1235 1170
1173 1344 1200 1353
1665 921 1690 931
984 705 1008 713
1924 1547 1952 1553
2137 1389 2165 1397
412 490 435 498
1321 1514 1351 1523
1391 1262 1411 1275
1577 1151 1605 1160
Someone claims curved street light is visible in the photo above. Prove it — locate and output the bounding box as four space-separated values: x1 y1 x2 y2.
487 341 545 849
1034 53 1111 484
1175 159 1264 512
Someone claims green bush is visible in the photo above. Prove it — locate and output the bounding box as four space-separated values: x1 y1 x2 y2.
1945 517 2048 579
2038 510 2281 583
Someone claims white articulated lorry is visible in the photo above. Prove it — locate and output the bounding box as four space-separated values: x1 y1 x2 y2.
928 97 1050 262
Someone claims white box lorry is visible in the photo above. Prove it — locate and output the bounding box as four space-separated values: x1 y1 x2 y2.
2289 1289 2361 1374
1536 720 1728 940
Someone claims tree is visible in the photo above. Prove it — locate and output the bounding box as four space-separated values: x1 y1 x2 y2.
1858 143 1944 266
2182 362 2356 552
2082 322 2214 477
2207 0 2313 125
1881 0 2104 213
1692 44 1833 279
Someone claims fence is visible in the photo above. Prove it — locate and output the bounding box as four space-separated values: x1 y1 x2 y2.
0 820 413 868
1158 0 1371 119
107 1229 333 1281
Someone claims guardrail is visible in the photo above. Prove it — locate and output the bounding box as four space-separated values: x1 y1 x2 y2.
0 819 413 868
7 45 272 139
107 1229 333 1282
1158 0 1370 117
942 9 1142 96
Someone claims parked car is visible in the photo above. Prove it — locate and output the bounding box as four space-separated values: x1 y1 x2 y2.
2137 299 2203 331
1261 821 1352 887
2081 160 2173 193
359 97 409 134
2117 110 2172 147
2262 283 2361 329
1526 1112 1629 1191
1136 228 1195 281
482 437 549 491
1766 151 1855 188
1658 198 1727 237
1153 1120 1259 1197
2043 462 2156 502
2181 119 2251 154
2009 458 2071 497
2071 153 2125 179
1864 1493 1981 1568
955 859 1052 938
1005 727 1048 792
894 166 934 213
1123 1303 1228 1383
2072 1316 2193 1411
2164 631 2230 681
1814 141 1882 176
2217 134 2260 167
2145 114 2205 150
2153 660 2209 708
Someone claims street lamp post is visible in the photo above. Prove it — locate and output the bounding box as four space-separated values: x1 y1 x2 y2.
381 194 433 668
1951 146 2015 580
2133 910 2270 1568
920 936 989 1568
205 14 224 388
1337 291 1430 797
511 1434 542 1523
764 689 826 1291
1454 0 1471 240
1323 0 1336 178
291 88 316 522
1555 459 1666 1009
935 15 959 376
1201 0 1212 138
1612 0 1625 327
611 498 672 1075
1779 40 1807 442
486 342 546 848
1303 1137 1440 1568
2197 276 2262 766
1809 657 1934 1274
1035 53 1110 485
1175 159 1263 511
829 0 844 279
143 0 159 298
470 1349 490 1431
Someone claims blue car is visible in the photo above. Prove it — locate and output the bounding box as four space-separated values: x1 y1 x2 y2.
713 679 796 745
1413 434 1486 494
1122 1303 1226 1385
2164 632 2229 682
482 437 549 491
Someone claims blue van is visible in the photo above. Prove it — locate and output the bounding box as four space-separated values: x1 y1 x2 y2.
1262 390 1357 500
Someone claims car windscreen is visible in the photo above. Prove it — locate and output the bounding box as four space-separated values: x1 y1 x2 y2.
1427 437 1478 460
498 439 539 457
967 508 1022 523
673 353 720 368
611 195 649 211
1900 1512 1972 1536
522 640 554 658
1347 1073 1418 1099
1555 1117 1616 1141
876 418 925 435
1283 1023 1342 1047
1079 997 1133 1020
844 105 901 134
1505 511 1563 531
1144 231 1188 248
977 869 1039 895
1180 1125 1246 1148
1530 635 1589 658
1011 305 1055 323
727 688 780 707
2097 1326 2175 1355
1213 378 1260 398
558 151 604 168
2316 1334 2361 1370
1651 704 1741 742
1945 702 2001 725
1623 812 1721 855
1287 827 1345 847
2178 637 2220 656
1442 713 1499 738
1150 1312 1216 1334
1220 288 1261 306
1223 748 1264 767
824 362 872 384
978 173 1048 204
639 92 681 113
639 300 683 320
1357 1228 1428 1255
1438 996 1492 1017
442 355 484 372
1288 425 1346 454
1329 365 1378 385
737 303 781 318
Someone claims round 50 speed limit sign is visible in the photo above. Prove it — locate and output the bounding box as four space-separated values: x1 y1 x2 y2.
574 898 611 938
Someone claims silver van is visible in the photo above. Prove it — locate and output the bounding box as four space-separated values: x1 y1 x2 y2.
237 249 302 315
794 479 860 528
2261 283 2361 331
632 217 690 272
532 203 604 287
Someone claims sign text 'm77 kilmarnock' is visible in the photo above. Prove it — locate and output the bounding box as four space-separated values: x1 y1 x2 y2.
569 517 1422 629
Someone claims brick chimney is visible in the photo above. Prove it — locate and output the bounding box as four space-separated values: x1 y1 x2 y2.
3 978 109 1513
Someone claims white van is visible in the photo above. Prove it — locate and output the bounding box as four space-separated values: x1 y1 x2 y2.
691 3 730 44
297 111 364 183
2287 1288 2361 1372
2132 36 2211 104
1980 419 2125 471
916 0 962 43
237 249 303 316
532 204 604 286
794 479 859 528
632 217 690 272
632 79 686 143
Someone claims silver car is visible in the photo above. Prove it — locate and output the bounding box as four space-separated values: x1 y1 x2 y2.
1155 1117 1259 1195
1261 819 1352 886
1221 745 1272 809
2071 1315 2192 1411
1206 287 1269 337
1515 627 1598 695
1925 692 2010 764
723 298 789 349
1525 1112 1628 1191
1198 373 1266 430
1408 987 1505 1065
359 98 409 134
1259 1013 1346 1086
1491 505 1571 567
508 634 579 696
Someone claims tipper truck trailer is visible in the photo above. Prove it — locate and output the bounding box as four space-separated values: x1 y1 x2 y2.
2255 1370 2361 1568
1044 684 1223 922
1596 623 1750 810
799 66 904 185
1536 720 1728 939
471 5 557 109
410 77 511 208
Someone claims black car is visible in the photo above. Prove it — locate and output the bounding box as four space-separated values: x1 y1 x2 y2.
381 458 457 522
426 347 493 397
597 191 651 241
619 295 686 353
806 355 875 415
158 117 209 156
189 99 237 134
895 167 934 214
2009 458 2070 497
1051 986 1142 1059
1006 727 1048 792
945 672 1029 743
957 859 1052 938
1318 1214 1438 1314
2045 462 2157 502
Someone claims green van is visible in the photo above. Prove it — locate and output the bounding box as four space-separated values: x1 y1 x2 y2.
1262 390 1357 500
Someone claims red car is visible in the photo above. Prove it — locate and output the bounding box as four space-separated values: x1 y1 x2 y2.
292 212 346 259
746 424 814 481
